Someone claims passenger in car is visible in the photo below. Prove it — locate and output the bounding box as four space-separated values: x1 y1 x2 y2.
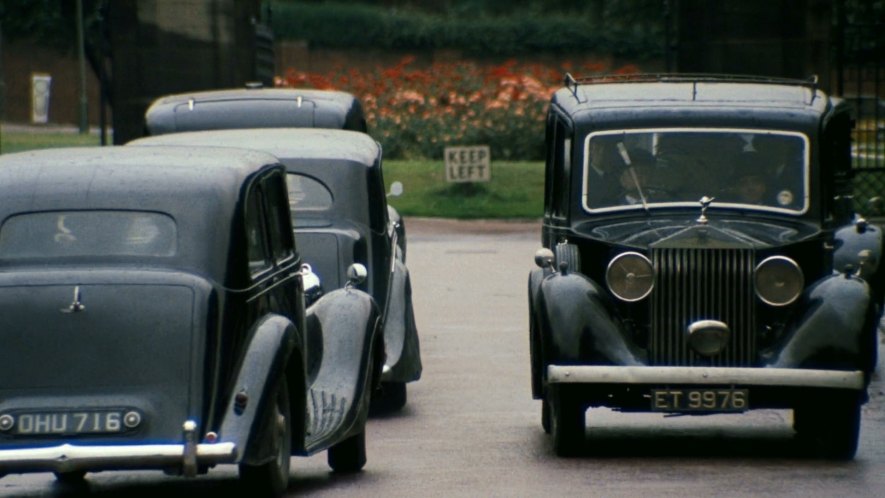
586 136 627 207
617 147 670 204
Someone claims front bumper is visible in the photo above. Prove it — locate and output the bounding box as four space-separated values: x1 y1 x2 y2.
547 365 865 411
548 365 865 390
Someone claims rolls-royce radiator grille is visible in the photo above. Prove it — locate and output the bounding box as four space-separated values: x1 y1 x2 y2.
651 248 756 366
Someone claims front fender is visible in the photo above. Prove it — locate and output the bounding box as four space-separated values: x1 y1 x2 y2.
303 287 379 452
834 221 882 277
771 272 876 375
216 314 297 463
533 270 643 368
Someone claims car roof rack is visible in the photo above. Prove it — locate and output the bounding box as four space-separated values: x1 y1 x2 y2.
563 72 819 99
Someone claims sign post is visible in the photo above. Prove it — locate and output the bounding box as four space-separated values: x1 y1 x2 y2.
31 73 51 124
445 145 491 183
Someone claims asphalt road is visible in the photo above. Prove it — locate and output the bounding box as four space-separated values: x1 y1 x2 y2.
2 217 884 497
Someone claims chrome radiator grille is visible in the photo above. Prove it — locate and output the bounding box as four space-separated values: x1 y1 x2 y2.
651 248 757 366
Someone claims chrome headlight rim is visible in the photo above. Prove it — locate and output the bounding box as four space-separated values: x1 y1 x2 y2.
606 251 655 302
754 255 804 307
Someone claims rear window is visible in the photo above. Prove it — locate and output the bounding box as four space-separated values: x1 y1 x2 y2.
0 211 177 258
286 174 333 211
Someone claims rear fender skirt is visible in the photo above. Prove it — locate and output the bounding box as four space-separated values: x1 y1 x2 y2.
217 314 297 463
380 260 422 383
304 287 379 450
535 271 644 367
772 273 872 372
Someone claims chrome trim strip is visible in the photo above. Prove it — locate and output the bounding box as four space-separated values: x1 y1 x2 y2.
0 442 237 473
547 365 865 390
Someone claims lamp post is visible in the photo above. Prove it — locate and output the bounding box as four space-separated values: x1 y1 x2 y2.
77 0 88 134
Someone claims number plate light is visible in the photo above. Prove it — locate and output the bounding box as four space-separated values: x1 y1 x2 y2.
0 414 14 432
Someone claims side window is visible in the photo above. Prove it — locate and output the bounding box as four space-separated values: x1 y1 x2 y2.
264 172 296 263
245 187 272 275
544 113 557 215
550 118 571 218
368 162 389 230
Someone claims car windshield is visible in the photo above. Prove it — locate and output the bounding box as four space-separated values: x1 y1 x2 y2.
0 211 177 258
583 129 808 214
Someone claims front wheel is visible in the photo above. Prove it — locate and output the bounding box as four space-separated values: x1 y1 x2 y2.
547 386 584 457
239 376 292 497
372 381 407 413
793 391 862 460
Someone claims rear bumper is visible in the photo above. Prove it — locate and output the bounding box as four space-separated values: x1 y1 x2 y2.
0 442 236 476
0 421 237 477
547 365 865 390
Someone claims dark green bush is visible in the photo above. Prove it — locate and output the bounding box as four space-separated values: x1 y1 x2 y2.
269 1 663 58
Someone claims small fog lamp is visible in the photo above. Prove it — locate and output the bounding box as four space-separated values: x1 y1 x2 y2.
687 320 731 356
606 252 655 302
755 256 803 306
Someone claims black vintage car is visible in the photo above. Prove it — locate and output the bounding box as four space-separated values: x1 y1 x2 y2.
129 129 422 411
529 74 884 459
143 87 409 261
0 146 382 495
144 86 368 134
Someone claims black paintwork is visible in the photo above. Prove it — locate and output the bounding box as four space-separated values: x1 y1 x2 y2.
144 87 368 135
129 129 422 391
529 75 884 454
0 146 379 485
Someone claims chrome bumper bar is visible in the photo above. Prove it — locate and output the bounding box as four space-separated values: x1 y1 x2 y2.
0 421 237 476
547 365 865 390
0 442 237 475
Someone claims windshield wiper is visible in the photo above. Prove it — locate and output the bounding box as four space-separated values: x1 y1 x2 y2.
616 142 649 212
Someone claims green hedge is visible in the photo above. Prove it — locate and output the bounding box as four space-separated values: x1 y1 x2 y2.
269 1 663 58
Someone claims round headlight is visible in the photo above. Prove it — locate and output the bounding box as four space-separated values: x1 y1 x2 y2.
755 256 803 306
606 252 654 302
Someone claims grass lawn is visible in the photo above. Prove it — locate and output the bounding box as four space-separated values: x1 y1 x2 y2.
0 128 102 154
0 128 545 219
384 159 544 219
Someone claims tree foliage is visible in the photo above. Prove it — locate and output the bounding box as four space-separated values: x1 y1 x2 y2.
270 0 664 58
0 0 102 52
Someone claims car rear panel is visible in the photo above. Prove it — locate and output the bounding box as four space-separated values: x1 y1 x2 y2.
0 272 209 446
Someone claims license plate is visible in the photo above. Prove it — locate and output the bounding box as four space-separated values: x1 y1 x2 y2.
8 410 129 435
651 388 749 412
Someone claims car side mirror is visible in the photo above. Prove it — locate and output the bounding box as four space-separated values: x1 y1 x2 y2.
388 181 403 198
345 263 368 288
534 248 555 269
833 195 855 224
300 263 323 305
866 196 883 217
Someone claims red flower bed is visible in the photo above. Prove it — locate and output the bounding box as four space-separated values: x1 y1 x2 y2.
276 57 638 160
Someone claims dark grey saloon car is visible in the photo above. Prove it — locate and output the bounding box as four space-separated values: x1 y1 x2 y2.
0 146 382 495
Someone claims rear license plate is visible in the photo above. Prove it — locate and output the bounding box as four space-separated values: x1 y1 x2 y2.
7 410 129 435
651 388 749 412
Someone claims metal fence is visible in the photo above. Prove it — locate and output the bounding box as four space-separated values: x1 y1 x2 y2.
836 2 885 216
